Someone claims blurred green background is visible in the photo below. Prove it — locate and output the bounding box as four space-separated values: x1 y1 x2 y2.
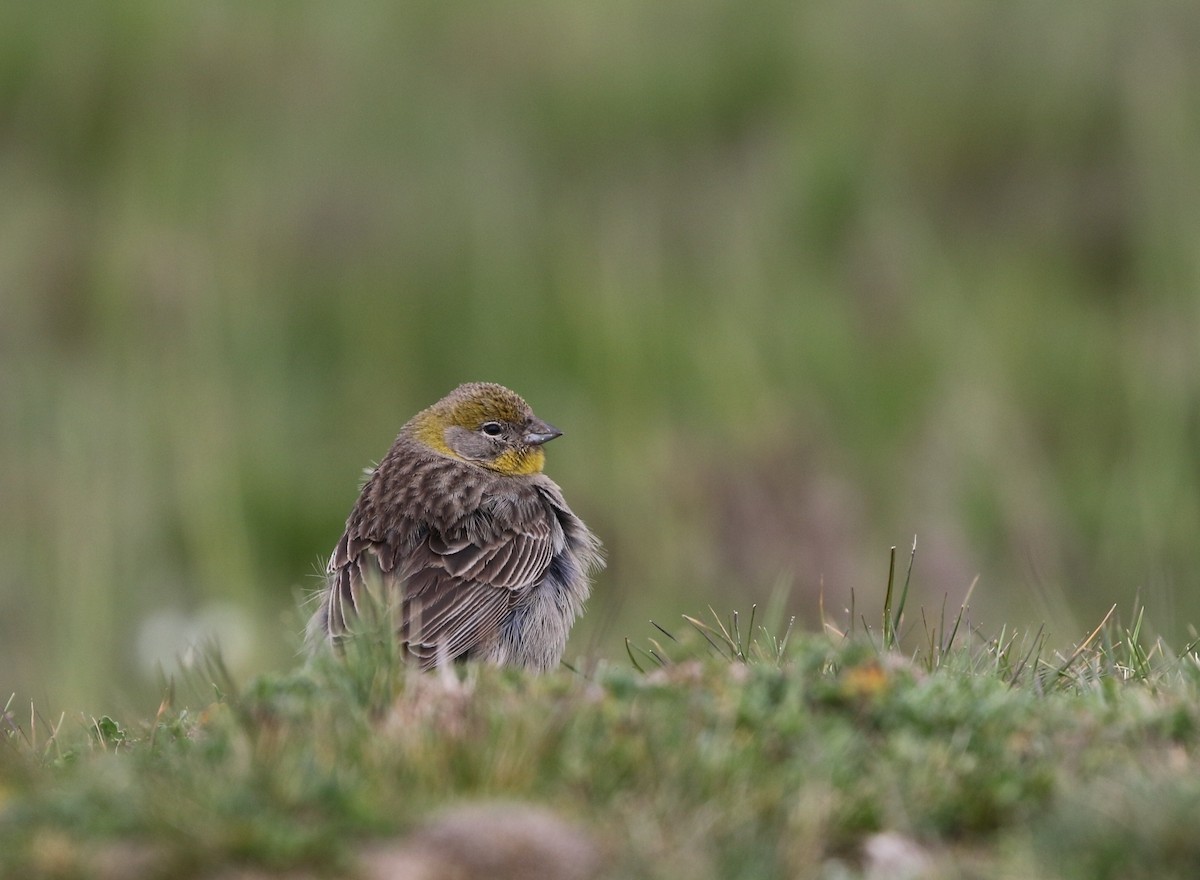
3 2 1199 715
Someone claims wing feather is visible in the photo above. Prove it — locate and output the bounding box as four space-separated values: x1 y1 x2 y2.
321 486 561 668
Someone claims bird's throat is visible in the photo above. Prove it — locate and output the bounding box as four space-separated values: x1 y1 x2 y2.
488 447 545 476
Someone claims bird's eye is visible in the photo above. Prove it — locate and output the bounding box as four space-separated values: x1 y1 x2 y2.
481 421 503 437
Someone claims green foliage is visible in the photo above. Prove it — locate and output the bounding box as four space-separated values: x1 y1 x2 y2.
3 602 1200 879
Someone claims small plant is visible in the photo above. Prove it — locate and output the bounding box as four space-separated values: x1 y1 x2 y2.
4 550 1200 879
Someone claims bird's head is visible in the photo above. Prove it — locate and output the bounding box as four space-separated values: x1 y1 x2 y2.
409 382 562 476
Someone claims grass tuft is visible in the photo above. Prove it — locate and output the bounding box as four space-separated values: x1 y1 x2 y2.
4 570 1200 878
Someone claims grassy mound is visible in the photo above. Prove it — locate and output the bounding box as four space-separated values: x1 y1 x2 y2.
4 591 1199 879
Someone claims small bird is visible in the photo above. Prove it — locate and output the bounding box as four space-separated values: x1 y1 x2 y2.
308 382 603 671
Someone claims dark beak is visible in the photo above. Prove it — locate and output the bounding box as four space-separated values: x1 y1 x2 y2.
523 419 562 446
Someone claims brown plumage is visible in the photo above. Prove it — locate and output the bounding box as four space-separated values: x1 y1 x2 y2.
308 382 603 671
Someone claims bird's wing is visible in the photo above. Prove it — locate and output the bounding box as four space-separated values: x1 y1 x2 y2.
398 506 560 665
393 565 513 667
321 500 562 668
425 510 557 590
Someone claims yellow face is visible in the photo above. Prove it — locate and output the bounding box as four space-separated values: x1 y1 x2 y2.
409 383 553 476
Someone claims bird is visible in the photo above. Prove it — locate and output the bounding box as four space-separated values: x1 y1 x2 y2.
308 382 603 671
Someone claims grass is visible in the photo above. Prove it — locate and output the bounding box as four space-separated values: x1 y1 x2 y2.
4 577 1200 879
